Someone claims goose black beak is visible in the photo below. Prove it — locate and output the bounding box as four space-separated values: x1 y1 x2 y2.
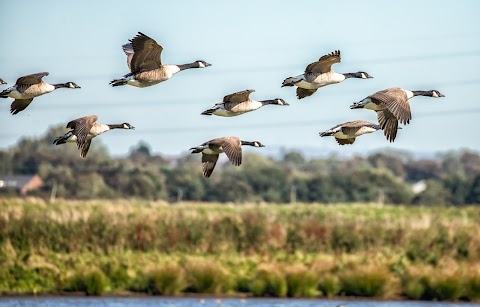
319 131 333 137
350 103 363 109
205 62 212 67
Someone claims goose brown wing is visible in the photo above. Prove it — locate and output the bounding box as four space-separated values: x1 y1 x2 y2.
80 139 92 158
335 138 355 145
305 50 341 74
122 43 134 71
210 137 242 166
340 126 361 136
16 72 49 86
370 88 412 125
67 115 98 150
10 99 34 115
202 154 219 178
221 89 255 105
296 88 317 99
340 120 377 136
377 109 399 142
129 32 163 73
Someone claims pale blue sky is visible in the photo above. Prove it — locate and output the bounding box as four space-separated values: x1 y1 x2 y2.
1 0 479 157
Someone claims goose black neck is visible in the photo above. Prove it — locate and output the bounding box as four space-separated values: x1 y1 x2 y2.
177 62 200 71
241 141 256 146
343 72 361 79
412 90 432 97
260 99 277 105
107 124 124 129
53 83 68 89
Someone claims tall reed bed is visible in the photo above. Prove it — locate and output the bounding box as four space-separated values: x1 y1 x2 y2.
0 198 479 300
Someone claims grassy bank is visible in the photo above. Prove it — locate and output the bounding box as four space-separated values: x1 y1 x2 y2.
0 198 479 301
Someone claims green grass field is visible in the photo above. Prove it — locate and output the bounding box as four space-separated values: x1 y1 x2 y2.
0 198 479 301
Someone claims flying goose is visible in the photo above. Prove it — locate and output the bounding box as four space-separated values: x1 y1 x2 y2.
53 115 135 158
190 136 265 177
350 88 445 142
0 72 81 115
110 32 211 87
282 50 373 99
0 78 6 85
320 120 381 145
201 89 289 117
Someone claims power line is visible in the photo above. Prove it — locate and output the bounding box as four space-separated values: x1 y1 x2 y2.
1 107 478 138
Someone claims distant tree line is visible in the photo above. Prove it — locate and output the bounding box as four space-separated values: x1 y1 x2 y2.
1 125 479 205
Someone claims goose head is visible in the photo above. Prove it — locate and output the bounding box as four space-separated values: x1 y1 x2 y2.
65 82 81 89
430 90 445 98
274 98 289 106
122 123 135 130
350 101 366 109
319 130 335 137
195 60 212 68
357 71 373 79
241 140 265 147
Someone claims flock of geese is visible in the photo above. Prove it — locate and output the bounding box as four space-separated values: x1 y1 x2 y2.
0 32 445 177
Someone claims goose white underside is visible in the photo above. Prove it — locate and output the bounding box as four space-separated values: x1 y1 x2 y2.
211 100 263 117
212 109 243 117
295 72 346 90
127 79 163 88
361 98 385 111
333 132 350 139
202 148 223 155
5 86 54 99
64 135 78 143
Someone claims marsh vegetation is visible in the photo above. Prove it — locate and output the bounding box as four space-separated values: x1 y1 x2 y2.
0 199 479 301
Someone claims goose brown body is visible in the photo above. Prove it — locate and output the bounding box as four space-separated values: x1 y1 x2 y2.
190 137 265 177
350 88 445 142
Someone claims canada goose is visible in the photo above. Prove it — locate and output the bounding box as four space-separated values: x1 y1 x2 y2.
0 78 6 85
53 115 134 158
0 72 80 115
350 88 445 142
282 50 373 99
320 120 381 145
190 136 265 177
201 89 288 117
110 32 211 87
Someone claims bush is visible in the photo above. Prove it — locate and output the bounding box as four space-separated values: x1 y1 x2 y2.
185 261 229 293
101 262 130 290
285 265 319 297
340 267 389 297
250 265 287 297
428 275 464 301
318 275 340 297
465 274 480 300
403 276 426 300
144 264 186 295
64 269 108 295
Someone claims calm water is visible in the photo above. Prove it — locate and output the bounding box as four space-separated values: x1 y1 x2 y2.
0 297 479 307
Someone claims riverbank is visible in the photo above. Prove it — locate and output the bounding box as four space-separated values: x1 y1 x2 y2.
0 198 479 301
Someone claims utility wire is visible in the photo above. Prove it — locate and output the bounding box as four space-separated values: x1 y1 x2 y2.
0 107 478 138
